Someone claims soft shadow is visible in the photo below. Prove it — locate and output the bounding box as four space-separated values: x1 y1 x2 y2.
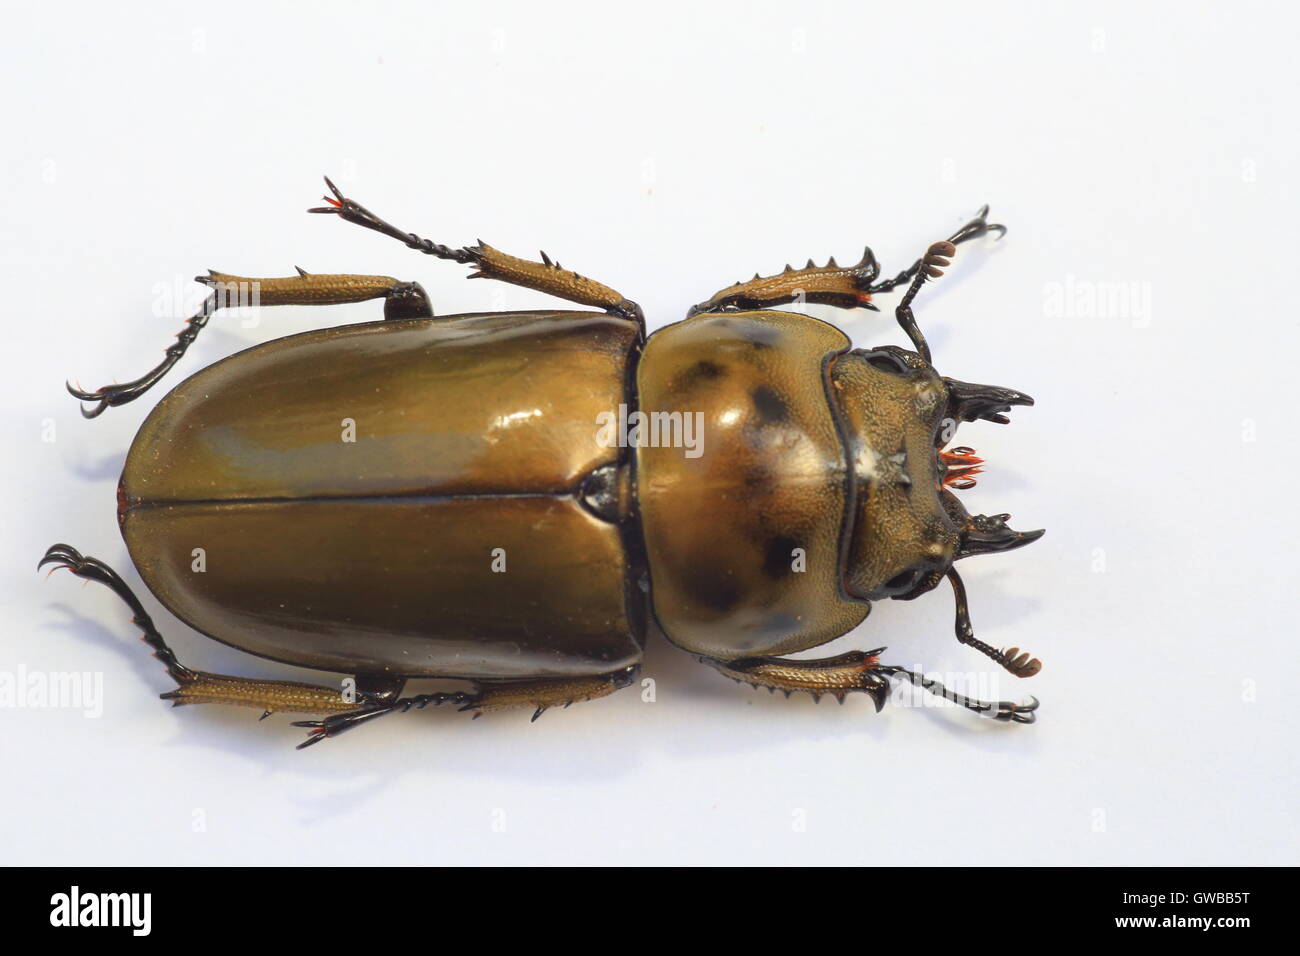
37 599 1046 822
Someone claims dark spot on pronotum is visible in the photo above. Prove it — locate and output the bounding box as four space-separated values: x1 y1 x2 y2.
682 567 743 612
762 536 800 579
756 612 800 641
672 359 726 392
742 464 776 494
740 324 783 349
752 385 789 423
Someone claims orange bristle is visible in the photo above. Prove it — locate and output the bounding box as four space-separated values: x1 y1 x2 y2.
941 446 984 490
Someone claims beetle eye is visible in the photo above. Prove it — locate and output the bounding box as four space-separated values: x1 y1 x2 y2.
860 348 911 376
883 569 920 594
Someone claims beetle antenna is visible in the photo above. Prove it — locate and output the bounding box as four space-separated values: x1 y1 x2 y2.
947 568 1042 678
863 205 1006 363
867 205 1006 297
889 241 955 364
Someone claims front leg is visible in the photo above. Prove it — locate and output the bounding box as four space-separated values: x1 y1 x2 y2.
875 665 1039 724
698 649 892 709
686 205 1005 363
699 647 1038 723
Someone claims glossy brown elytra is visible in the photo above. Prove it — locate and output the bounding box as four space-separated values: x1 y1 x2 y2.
44 179 1043 747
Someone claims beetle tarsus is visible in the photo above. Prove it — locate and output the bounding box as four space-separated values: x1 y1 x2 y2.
67 262 444 416
686 205 1004 363
312 175 646 327
292 690 483 748
866 204 1006 297
39 543 193 683
998 696 1040 723
288 673 637 748
292 705 399 748
949 204 1007 245
293 703 423 747
66 291 217 417
40 544 415 733
67 376 164 418
309 176 466 260
876 664 1039 723
863 205 1005 362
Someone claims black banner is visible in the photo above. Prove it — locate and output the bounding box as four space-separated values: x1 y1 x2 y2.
7 866 1283 940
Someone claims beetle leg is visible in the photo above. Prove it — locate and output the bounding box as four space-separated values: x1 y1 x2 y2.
874 665 1039 724
697 650 892 711
463 666 640 721
196 269 434 322
38 543 394 721
40 543 194 684
309 176 645 327
687 251 883 318
66 270 432 417
869 206 1004 363
700 647 1038 723
686 205 1004 363
291 690 478 749
292 666 639 749
67 292 217 419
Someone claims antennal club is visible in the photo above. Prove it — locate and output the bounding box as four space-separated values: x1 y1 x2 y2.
947 568 1042 678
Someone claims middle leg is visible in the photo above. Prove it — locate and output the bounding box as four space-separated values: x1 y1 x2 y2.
309 177 645 327
292 667 640 748
68 267 433 417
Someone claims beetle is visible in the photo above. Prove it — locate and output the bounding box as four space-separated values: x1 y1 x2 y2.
43 178 1044 748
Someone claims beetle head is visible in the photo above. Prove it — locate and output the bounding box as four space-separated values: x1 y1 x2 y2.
830 346 1043 603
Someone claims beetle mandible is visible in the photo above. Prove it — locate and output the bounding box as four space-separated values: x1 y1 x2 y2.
43 178 1044 747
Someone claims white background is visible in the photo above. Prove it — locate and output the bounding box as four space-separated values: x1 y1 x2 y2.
2 1 1296 866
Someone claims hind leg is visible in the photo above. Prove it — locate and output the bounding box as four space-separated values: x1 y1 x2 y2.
42 544 638 749
39 544 410 720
